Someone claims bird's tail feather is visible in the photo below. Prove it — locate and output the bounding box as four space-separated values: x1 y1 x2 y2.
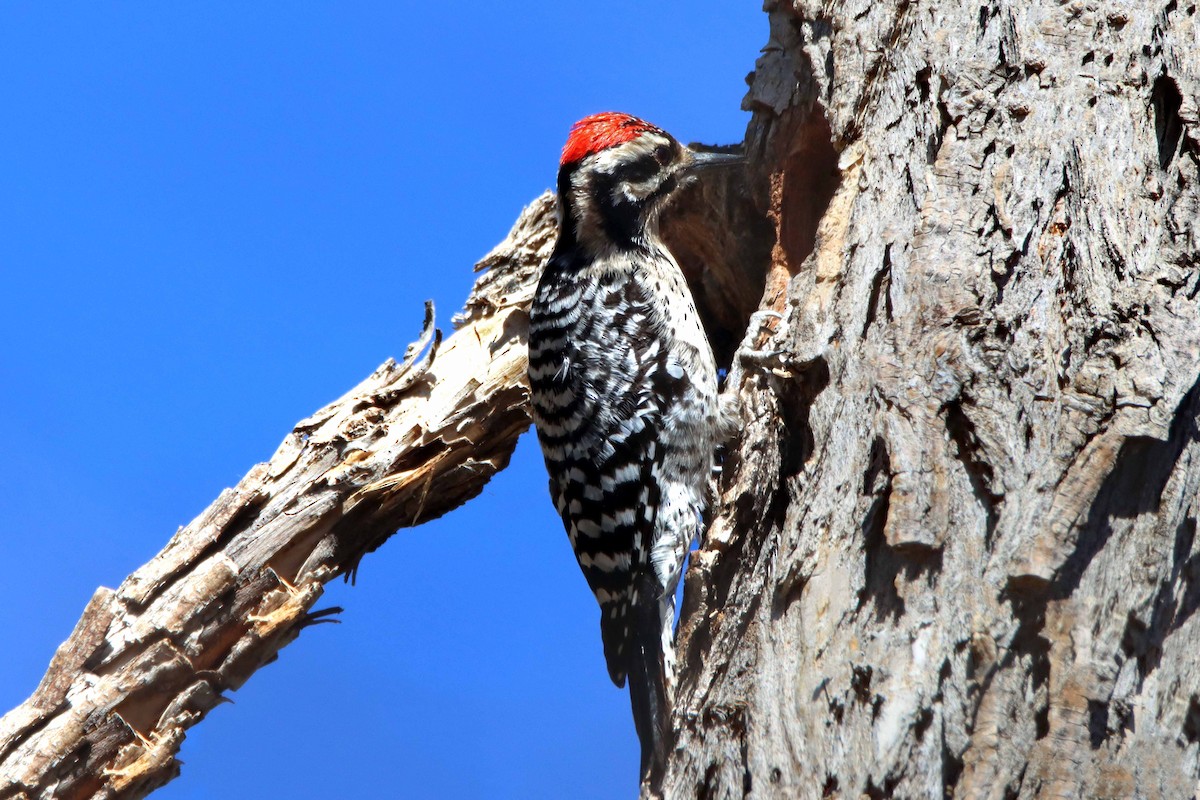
628 572 671 783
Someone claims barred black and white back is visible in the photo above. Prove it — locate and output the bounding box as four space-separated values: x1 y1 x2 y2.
529 256 712 677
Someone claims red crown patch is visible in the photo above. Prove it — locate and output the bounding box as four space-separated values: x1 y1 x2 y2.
560 112 662 166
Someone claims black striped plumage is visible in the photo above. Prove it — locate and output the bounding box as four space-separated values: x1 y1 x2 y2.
529 266 675 685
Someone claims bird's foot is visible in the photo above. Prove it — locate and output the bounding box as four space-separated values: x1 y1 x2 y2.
719 310 788 431
722 310 786 390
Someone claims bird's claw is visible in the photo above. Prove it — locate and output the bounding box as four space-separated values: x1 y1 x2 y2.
722 309 789 394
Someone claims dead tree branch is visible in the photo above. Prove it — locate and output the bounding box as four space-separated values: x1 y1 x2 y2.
0 194 557 800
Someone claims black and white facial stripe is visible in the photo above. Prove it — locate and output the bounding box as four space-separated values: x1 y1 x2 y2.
556 132 688 252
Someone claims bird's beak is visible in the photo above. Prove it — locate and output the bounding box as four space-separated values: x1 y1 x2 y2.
684 149 744 173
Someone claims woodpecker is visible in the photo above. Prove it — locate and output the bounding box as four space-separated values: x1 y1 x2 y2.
527 112 739 779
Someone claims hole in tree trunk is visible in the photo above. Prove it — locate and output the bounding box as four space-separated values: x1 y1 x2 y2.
1152 73 1184 170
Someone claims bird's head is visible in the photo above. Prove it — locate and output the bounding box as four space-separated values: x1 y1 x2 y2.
555 112 741 253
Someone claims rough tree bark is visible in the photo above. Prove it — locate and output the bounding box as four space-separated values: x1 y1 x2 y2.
3 1 1198 799
666 2 1200 799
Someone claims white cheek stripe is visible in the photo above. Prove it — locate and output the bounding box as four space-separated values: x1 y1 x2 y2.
588 134 667 174
567 132 675 254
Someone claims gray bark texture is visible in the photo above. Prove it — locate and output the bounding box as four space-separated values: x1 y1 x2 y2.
2 1 1198 799
665 1 1200 799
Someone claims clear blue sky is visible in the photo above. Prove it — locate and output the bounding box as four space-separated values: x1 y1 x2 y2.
0 5 762 797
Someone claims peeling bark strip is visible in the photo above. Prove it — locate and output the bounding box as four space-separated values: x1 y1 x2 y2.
0 195 557 800
666 1 1200 799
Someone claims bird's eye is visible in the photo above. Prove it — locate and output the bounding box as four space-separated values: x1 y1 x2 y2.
654 144 673 166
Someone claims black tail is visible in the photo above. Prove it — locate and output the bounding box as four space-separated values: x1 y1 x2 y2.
627 572 671 783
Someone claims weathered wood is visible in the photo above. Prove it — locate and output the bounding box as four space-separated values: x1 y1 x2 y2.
663 2 1200 798
0 195 557 800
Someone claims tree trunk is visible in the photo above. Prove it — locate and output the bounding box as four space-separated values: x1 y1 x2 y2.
664 2 1200 799
3 2 1198 799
